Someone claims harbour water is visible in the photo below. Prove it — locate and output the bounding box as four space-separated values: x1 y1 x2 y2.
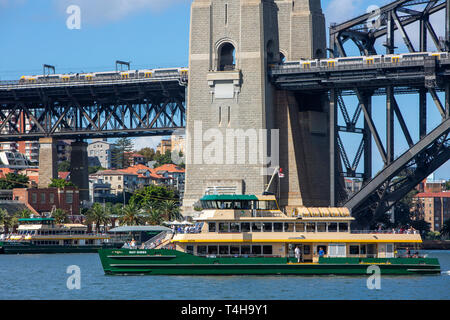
0 250 449 300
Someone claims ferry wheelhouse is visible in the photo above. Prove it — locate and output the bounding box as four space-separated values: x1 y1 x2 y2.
98 195 441 275
0 217 117 254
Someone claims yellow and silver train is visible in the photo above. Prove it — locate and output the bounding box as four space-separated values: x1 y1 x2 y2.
277 51 449 70
19 67 189 84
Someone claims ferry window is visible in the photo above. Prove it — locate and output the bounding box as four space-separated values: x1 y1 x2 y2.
241 246 251 255
230 222 240 233
219 223 229 233
207 246 218 255
295 223 305 232
251 222 262 232
241 222 250 232
262 245 272 255
208 222 216 232
306 223 316 233
317 223 327 232
328 223 338 232
251 245 262 255
339 223 349 232
263 222 273 232
197 246 207 255
186 246 194 255
273 223 283 232
317 245 327 255
284 223 294 232
219 245 229 255
349 245 359 255
230 246 240 255
303 245 311 255
360 245 367 255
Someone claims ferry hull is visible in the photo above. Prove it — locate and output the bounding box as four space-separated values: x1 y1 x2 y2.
0 242 122 254
98 249 441 276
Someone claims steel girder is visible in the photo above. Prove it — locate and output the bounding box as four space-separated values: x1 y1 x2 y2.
344 117 450 226
0 81 186 140
329 0 450 57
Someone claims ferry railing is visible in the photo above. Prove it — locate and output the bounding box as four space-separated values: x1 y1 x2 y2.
350 230 418 234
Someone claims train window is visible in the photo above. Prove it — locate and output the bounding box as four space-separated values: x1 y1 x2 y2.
311 62 317 67
321 61 327 67
327 61 335 67
374 58 380 63
392 57 399 63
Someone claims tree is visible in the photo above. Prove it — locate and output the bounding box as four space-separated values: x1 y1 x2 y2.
137 147 156 162
58 160 70 172
15 209 32 219
129 185 177 210
154 150 174 167
444 180 450 191
48 178 76 189
120 202 146 226
51 208 69 224
146 207 164 226
160 200 181 221
0 173 29 189
86 203 111 233
89 166 105 174
0 209 18 234
111 138 134 169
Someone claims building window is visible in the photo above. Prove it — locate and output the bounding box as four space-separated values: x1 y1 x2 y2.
40 193 46 204
32 193 37 204
49 193 54 204
218 42 236 71
66 193 73 204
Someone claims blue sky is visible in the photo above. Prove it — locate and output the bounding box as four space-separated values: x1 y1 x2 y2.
0 0 448 179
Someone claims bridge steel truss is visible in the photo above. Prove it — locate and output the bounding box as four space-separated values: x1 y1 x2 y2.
0 78 187 141
271 55 450 223
329 0 450 57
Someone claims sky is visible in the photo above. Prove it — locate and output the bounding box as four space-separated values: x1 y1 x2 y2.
0 0 448 179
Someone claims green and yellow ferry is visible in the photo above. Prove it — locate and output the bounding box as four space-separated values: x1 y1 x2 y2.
0 217 119 254
98 195 441 275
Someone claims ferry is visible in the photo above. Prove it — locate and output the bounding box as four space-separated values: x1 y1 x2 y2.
98 195 441 275
0 217 120 254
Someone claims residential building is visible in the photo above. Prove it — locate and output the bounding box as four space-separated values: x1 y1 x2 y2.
154 163 185 197
122 164 168 188
171 134 185 155
156 139 172 154
127 153 146 166
88 139 113 169
414 192 450 232
12 187 80 216
56 140 73 164
90 170 138 195
88 176 115 204
0 151 31 168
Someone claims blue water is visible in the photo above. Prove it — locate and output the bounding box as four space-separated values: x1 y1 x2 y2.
0 250 449 300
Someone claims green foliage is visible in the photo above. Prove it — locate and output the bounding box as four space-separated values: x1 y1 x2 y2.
86 203 111 233
130 184 177 210
48 178 76 189
154 150 174 167
0 208 19 234
0 173 29 190
137 147 156 162
88 166 105 174
111 138 134 169
427 231 441 240
15 209 32 219
58 160 70 172
444 180 450 191
120 202 146 226
51 208 69 224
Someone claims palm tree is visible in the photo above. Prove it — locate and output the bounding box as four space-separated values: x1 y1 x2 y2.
86 203 110 233
51 208 69 224
15 209 32 219
160 200 182 221
120 202 146 226
0 209 18 234
146 207 164 226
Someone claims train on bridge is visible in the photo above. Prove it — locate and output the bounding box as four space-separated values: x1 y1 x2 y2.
18 67 188 84
274 51 449 70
